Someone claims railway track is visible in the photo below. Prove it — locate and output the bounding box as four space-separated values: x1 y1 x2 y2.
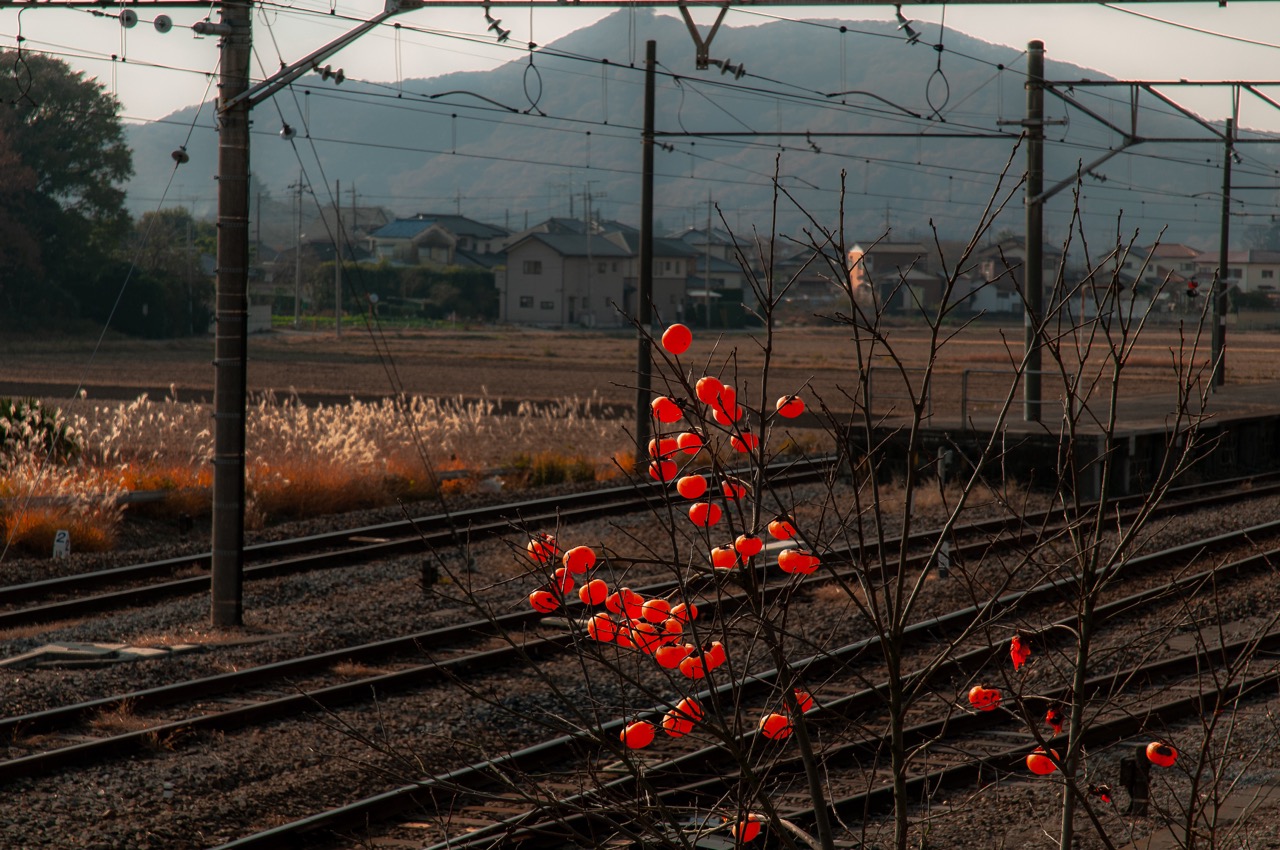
3 465 1277 633
0 473 1274 773
178 513 1280 849
4 474 1278 849
0 457 844 630
376 538 1280 850
5 474 1276 788
0 507 1069 779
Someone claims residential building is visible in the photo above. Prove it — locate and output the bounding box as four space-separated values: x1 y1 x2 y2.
497 233 632 327
1191 249 1280 294
370 213 509 267
956 237 1066 315
673 226 752 326
1117 243 1200 290
496 222 697 328
605 231 701 325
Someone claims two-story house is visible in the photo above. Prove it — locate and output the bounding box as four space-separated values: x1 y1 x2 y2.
957 237 1066 315
1192 249 1280 294
497 233 632 327
496 221 698 328
370 214 509 267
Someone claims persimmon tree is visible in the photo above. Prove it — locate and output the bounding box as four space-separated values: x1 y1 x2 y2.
368 182 1230 850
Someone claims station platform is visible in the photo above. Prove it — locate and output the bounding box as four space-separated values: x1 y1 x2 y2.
861 380 1280 499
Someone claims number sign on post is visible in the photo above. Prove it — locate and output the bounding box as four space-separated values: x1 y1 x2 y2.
53 529 71 559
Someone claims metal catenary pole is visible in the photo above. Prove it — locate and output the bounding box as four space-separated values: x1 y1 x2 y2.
1024 39 1044 423
634 39 656 467
1214 117 1232 388
335 179 343 338
211 0 253 627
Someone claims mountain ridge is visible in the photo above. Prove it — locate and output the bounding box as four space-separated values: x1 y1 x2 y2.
125 9 1249 250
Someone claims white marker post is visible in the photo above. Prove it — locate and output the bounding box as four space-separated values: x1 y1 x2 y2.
52 529 70 559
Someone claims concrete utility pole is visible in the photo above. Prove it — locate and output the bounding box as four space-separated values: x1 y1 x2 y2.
634 39 656 466
210 0 253 628
1214 118 1232 388
335 179 343 338
584 186 592 327
293 173 303 329
1023 39 1045 423
704 190 712 328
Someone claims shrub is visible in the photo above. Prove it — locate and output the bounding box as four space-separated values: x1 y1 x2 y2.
511 451 598 487
0 398 82 467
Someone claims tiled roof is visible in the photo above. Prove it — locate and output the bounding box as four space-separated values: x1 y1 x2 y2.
518 233 632 258
372 219 434 240
372 214 508 241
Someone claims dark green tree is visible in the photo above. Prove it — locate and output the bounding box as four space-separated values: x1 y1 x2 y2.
124 208 216 336
0 50 133 327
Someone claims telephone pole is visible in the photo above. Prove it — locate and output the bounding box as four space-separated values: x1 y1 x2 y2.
1214 118 1232 388
292 171 304 329
1024 39 1044 423
210 0 253 627
335 179 343 338
634 40 656 466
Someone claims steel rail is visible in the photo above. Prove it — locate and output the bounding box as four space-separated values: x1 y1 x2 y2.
0 458 840 629
0 501 1073 780
10 469 1275 765
4 467 1276 632
409 541 1280 849
208 522 1280 850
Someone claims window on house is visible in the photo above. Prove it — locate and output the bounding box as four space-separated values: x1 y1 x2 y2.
598 262 607 273
523 260 543 274
674 262 682 275
1228 268 1242 279
663 261 671 272
611 262 618 272
1263 270 1275 279
540 300 554 310
519 296 533 308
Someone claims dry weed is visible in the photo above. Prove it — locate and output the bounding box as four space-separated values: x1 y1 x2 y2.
1 391 632 553
91 700 150 734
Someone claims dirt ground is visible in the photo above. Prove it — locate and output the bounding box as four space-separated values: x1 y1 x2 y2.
2 323 1277 417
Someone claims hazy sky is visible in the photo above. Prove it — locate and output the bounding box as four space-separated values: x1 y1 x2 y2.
4 1 1280 131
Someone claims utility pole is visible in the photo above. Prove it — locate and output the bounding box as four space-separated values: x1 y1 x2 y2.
185 206 194 336
210 0 253 628
1214 117 1232 388
584 180 606 328
335 179 342 338
635 39 656 467
351 183 358 275
705 190 713 329
293 172 303 329
584 186 592 328
1024 40 1045 423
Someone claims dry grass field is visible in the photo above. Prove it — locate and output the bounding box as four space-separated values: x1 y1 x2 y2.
2 321 1277 555
4 322 1278 412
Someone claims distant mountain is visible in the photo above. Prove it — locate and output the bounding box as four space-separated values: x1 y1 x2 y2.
125 10 1254 250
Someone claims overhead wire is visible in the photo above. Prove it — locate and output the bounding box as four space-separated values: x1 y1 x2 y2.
253 7 478 527
9 5 1276 235
1100 4 1280 51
